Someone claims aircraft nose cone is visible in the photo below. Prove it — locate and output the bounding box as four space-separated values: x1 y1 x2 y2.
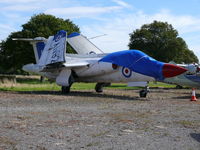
162 64 187 78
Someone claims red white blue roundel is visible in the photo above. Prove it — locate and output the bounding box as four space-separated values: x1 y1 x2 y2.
122 67 132 78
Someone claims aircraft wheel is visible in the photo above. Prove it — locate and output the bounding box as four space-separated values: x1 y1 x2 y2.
139 90 147 98
61 74 74 94
176 85 183 89
61 86 71 94
95 82 111 93
95 83 104 93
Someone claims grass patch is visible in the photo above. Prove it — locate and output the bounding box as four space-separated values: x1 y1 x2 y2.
149 81 175 88
0 75 175 92
0 83 60 91
175 120 200 128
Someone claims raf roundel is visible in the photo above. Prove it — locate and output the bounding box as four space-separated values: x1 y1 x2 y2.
122 67 132 78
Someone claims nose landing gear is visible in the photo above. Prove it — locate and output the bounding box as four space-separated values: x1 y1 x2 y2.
95 82 111 93
139 86 150 98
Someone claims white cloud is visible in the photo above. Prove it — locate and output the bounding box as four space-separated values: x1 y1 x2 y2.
0 24 17 41
2 5 40 11
149 9 200 34
0 0 199 60
190 45 200 56
0 24 16 31
0 0 45 3
112 0 131 8
81 10 200 60
45 6 122 18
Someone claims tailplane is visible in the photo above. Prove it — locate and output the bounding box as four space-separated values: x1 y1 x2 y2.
12 37 47 64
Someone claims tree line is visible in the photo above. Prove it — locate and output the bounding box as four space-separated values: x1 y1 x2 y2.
0 14 198 74
0 14 79 74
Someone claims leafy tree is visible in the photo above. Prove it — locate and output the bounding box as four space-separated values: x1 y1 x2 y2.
0 14 80 74
128 21 199 63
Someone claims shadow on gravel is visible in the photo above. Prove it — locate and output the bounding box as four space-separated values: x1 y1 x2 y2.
190 133 200 143
171 93 200 100
171 96 191 99
16 90 142 101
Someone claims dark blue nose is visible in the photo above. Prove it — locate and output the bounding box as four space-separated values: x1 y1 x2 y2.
100 50 187 80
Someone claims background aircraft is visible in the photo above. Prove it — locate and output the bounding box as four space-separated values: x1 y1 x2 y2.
13 30 187 97
164 62 200 88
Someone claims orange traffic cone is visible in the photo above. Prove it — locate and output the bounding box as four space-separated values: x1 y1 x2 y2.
191 88 197 101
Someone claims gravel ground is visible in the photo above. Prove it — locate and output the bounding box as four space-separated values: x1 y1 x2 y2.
0 88 200 150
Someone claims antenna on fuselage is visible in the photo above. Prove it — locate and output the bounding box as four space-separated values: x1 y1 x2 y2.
88 34 107 39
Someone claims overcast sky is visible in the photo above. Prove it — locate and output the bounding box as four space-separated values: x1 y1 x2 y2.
0 0 200 60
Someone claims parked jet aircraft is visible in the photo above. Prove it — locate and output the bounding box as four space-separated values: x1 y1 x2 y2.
13 30 187 97
68 32 200 95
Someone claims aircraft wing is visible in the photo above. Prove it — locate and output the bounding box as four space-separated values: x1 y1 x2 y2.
67 32 104 54
41 59 90 72
127 81 148 87
64 61 89 68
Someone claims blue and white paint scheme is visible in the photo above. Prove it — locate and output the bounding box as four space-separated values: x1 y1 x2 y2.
99 50 187 81
38 30 66 66
122 67 132 78
100 50 165 80
15 30 187 97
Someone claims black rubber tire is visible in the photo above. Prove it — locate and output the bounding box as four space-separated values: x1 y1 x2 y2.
139 90 147 98
95 83 104 93
176 85 183 89
61 86 71 94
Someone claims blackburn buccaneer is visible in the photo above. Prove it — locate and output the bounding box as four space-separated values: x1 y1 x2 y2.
13 30 187 97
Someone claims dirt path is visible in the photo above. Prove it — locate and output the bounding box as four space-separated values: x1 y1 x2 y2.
0 89 200 150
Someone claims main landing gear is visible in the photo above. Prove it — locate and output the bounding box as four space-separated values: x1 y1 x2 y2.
176 85 183 89
139 86 150 98
61 85 72 94
95 82 111 93
61 75 74 94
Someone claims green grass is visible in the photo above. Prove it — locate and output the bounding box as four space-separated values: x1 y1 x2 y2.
175 120 200 128
0 76 175 92
149 81 176 88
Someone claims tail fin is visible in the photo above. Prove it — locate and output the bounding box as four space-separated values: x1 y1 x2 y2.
12 37 46 64
13 30 67 66
67 32 104 54
32 39 46 63
38 30 67 66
